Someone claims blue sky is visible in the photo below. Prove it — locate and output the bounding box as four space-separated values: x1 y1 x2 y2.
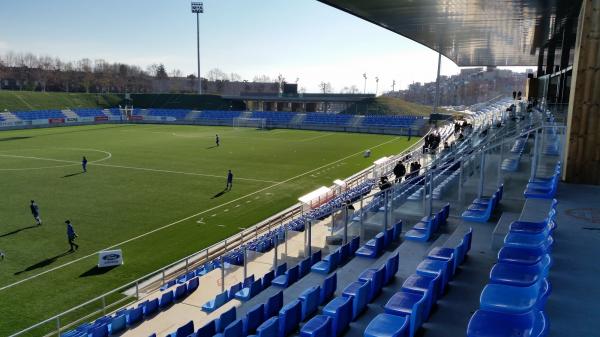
0 0 522 92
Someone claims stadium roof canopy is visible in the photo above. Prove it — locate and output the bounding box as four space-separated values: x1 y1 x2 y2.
318 0 582 67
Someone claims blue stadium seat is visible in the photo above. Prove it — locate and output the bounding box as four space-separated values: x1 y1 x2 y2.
299 285 321 321
384 291 427 337
278 299 302 337
385 252 400 284
311 250 322 266
142 298 159 317
201 291 228 313
215 307 236 333
364 313 409 337
108 315 126 335
322 296 353 337
159 290 174 309
250 316 279 337
275 263 288 277
173 284 187 301
311 249 339 274
187 277 199 293
90 324 108 337
416 259 451 296
172 320 194 337
401 273 440 319
272 264 299 288
196 320 216 337
356 232 384 258
342 280 370 320
479 283 540 314
126 307 143 326
236 279 262 301
467 309 548 337
320 273 337 305
299 257 311 277
300 315 332 337
215 319 243 337
489 262 544 287
262 270 275 289
264 291 284 319
358 263 386 302
243 304 265 336
228 282 243 301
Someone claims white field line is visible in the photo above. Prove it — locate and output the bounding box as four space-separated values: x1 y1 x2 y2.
297 133 334 142
0 154 280 184
0 136 400 291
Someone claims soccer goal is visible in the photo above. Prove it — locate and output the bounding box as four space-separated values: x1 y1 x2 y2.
233 117 267 130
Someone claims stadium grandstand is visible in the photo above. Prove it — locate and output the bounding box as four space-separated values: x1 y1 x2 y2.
1 0 599 337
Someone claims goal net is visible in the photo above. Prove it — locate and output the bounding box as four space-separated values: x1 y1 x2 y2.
233 117 267 130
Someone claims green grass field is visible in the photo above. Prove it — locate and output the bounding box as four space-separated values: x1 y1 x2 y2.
0 124 416 335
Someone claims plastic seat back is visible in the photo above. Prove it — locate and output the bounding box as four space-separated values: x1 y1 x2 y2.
244 303 265 335
265 290 284 318
196 320 216 337
222 319 243 337
385 252 400 285
159 290 173 309
299 257 311 277
288 264 299 285
255 317 279 337
278 299 302 337
262 270 274 289
320 273 337 305
275 263 287 277
299 285 321 321
109 315 126 334
216 306 236 333
175 320 194 337
311 250 322 266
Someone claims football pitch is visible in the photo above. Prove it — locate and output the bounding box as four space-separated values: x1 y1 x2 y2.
0 123 416 334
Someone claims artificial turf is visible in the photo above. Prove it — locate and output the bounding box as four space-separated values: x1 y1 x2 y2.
0 123 416 334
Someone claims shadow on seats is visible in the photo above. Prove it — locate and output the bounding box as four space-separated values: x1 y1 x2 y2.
14 250 73 275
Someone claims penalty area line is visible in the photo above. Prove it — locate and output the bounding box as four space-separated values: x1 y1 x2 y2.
0 136 401 292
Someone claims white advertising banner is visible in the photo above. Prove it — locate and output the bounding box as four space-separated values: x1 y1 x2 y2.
98 249 124 268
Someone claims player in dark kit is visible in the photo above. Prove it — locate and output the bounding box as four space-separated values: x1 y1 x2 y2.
30 200 42 225
82 156 88 172
216 134 220 147
226 170 233 190
66 220 79 251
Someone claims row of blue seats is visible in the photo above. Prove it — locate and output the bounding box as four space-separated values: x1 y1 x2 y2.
61 277 199 337
304 114 354 125
502 136 528 172
14 109 65 120
524 162 561 199
461 185 504 222
362 115 425 127
405 204 450 242
353 221 402 259
251 112 296 123
202 274 260 313
167 271 339 337
466 199 558 337
148 109 190 118
195 111 242 120
311 237 360 274
159 260 222 291
73 108 106 117
301 252 400 337
364 228 472 337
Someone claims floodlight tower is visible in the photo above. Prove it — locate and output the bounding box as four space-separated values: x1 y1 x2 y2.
191 2 204 95
363 73 367 94
375 76 379 95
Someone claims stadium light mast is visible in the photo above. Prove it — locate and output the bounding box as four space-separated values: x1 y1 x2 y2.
392 80 396 93
191 2 204 95
375 76 379 96
363 73 367 94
